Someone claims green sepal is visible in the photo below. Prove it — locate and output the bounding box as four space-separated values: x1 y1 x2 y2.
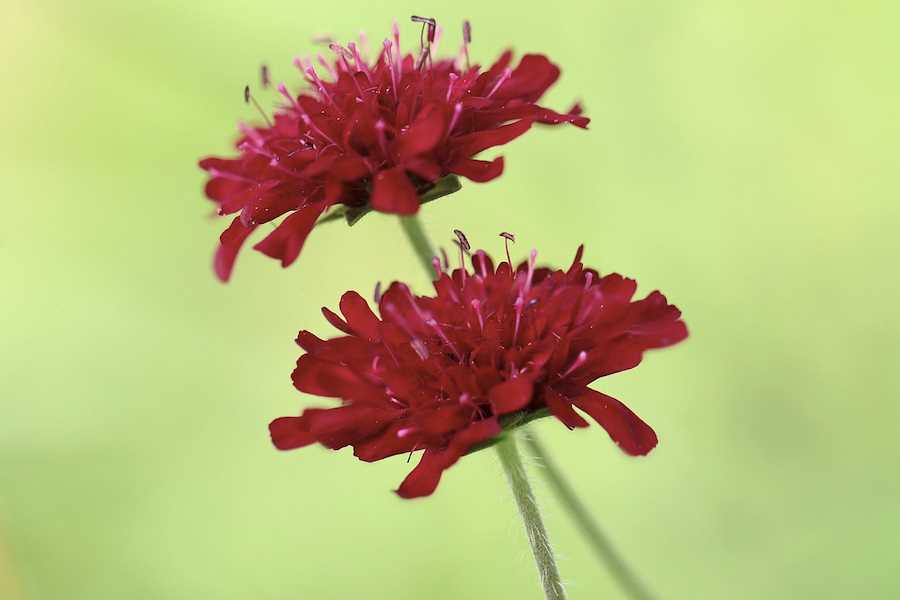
315 175 462 227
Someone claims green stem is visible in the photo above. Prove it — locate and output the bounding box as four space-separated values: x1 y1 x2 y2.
496 433 567 600
524 434 658 600
398 215 436 275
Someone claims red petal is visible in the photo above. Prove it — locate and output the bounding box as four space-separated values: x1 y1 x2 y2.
489 378 534 415
269 416 316 450
253 203 325 267
573 389 657 456
448 157 504 182
546 388 589 429
450 119 533 158
396 103 447 160
339 291 381 341
370 167 420 215
395 418 502 499
213 217 256 282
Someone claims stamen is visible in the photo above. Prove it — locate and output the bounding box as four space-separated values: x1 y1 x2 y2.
327 43 353 72
447 102 463 134
470 299 484 332
474 250 490 278
373 281 382 304
512 296 524 346
432 256 444 278
260 64 270 88
446 73 459 102
500 231 516 266
374 119 390 155
316 54 337 79
348 42 369 77
440 247 450 269
382 39 399 99
487 68 512 98
561 351 588 378
397 427 416 438
243 85 273 127
431 24 443 56
453 229 471 252
462 20 472 69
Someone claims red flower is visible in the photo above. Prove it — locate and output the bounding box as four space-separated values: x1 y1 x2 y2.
199 20 588 281
270 240 688 498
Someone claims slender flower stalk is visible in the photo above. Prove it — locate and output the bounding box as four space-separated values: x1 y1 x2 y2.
524 435 658 600
496 433 567 600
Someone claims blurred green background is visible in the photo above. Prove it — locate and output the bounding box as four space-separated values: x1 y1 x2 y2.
2 1 899 598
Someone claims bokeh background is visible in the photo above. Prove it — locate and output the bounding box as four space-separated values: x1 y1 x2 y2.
2 1 899 598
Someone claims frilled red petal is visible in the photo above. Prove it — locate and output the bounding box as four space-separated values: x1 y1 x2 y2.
494 54 561 102
395 418 502 498
396 103 447 160
546 388 589 429
213 217 256 282
339 291 381 341
450 119 533 158
253 203 325 267
574 388 657 456
370 167 420 215
448 157 504 182
269 416 317 450
489 378 534 415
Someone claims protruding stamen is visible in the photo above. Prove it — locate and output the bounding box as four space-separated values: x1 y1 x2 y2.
446 73 459 102
410 338 429 360
327 43 353 72
453 229 471 252
462 20 472 69
374 119 389 155
373 281 382 304
243 85 273 127
470 299 484 332
561 351 589 378
512 296 525 346
500 231 516 266
440 247 450 269
260 64 270 88
397 427 416 438
474 250 490 278
432 256 444 278
448 102 463 134
317 54 337 79
487 68 512 98
382 39 399 99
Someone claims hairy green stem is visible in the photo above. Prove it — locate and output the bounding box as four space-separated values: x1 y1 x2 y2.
398 215 436 276
496 434 567 600
524 435 658 600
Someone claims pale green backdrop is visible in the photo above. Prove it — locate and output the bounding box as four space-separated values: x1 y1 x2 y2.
2 1 899 598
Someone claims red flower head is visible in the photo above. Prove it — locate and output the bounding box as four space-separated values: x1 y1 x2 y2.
270 236 688 498
199 19 588 281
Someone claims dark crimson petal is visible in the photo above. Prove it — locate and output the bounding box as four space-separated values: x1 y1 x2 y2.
396 103 447 160
321 307 354 336
489 378 534 415
269 416 317 450
494 54 561 102
213 216 256 282
450 119 533 158
253 202 326 267
395 450 445 499
447 157 504 182
573 388 657 456
292 355 360 397
370 167 420 215
546 388 589 429
395 418 502 498
339 291 381 341
353 422 416 462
